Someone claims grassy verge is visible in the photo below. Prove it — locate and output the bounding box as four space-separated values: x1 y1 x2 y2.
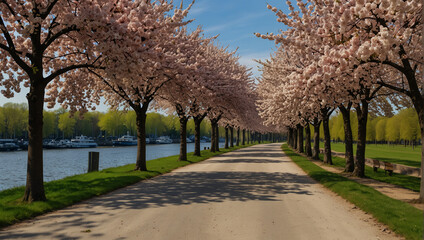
282 144 423 240
0 143 259 228
321 154 421 192
320 142 421 168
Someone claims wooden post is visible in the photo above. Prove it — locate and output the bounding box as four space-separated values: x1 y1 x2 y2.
88 152 99 173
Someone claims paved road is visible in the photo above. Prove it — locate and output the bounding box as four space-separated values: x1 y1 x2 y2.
0 143 398 240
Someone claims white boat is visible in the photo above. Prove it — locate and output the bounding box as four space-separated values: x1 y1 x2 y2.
44 139 72 149
113 134 138 146
186 138 193 143
156 136 173 144
146 138 150 144
70 135 98 148
59 139 72 147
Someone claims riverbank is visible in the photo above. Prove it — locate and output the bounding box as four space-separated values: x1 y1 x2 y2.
0 142 223 190
0 143 261 228
282 144 423 240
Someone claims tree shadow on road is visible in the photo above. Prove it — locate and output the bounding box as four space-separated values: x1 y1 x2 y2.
1 171 316 240
98 171 315 209
204 158 287 164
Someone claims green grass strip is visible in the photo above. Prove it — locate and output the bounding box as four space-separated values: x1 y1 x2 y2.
282 144 423 240
0 143 260 228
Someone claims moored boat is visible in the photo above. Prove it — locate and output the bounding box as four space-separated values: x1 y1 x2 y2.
156 136 173 144
0 139 19 151
70 135 98 148
44 139 72 149
113 134 138 146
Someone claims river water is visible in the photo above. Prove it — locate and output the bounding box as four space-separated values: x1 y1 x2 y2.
0 142 223 190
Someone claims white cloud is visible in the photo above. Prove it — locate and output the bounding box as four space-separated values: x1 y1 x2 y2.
205 12 268 33
238 52 271 78
187 1 209 17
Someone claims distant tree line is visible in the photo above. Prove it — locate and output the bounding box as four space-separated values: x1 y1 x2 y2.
312 108 421 146
0 103 215 139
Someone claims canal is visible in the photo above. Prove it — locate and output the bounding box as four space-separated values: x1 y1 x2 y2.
0 142 224 190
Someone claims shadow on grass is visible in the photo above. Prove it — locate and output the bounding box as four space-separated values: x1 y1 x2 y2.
372 157 421 168
330 155 421 192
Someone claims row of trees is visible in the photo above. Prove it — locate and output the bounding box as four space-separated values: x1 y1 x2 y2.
326 108 421 145
0 0 270 202
256 0 423 200
0 102 217 139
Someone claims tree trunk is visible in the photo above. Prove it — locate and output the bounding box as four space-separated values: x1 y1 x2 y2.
322 112 332 165
23 84 46 202
179 117 188 161
224 127 229 149
242 129 246 145
236 128 240 146
193 116 203 156
230 127 234 147
210 121 217 152
293 127 298 150
420 122 424 201
288 128 292 147
215 123 220 151
339 105 354 172
305 124 312 157
407 80 424 201
297 124 304 153
353 101 369 177
312 119 320 160
134 108 148 171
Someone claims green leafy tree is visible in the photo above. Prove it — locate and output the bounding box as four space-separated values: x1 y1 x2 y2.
124 111 137 135
386 116 401 143
329 113 344 141
398 108 420 144
74 112 101 137
146 112 166 137
58 112 76 138
43 111 57 138
98 110 125 137
200 119 212 137
375 117 388 142
366 117 378 142
163 115 180 138
0 103 28 138
187 118 195 136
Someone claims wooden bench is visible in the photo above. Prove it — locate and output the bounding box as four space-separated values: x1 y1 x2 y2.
383 162 394 176
372 159 380 172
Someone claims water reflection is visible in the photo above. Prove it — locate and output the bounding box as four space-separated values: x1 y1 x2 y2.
0 143 223 190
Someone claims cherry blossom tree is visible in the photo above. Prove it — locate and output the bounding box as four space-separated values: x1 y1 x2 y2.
156 27 214 161
61 1 194 171
258 0 424 199
0 0 129 202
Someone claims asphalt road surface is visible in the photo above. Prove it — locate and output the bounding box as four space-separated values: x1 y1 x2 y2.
0 143 399 240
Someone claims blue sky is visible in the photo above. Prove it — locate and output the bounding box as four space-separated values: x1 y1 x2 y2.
186 0 285 76
0 0 287 111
